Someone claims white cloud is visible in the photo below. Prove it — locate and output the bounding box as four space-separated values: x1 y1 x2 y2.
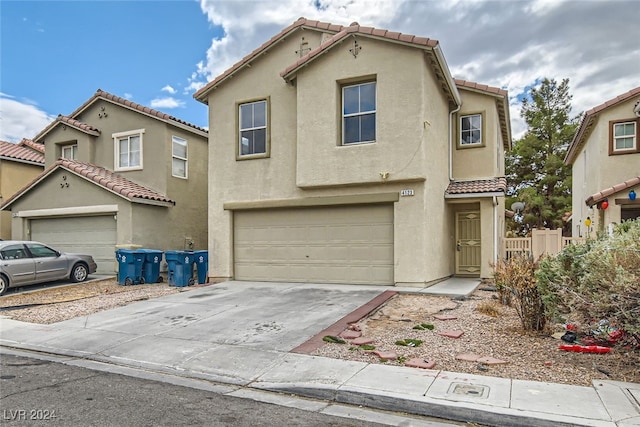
123 93 133 100
149 97 185 109
191 0 639 141
0 93 54 142
161 85 176 94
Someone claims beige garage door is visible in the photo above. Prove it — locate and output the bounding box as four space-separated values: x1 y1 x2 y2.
234 204 394 285
30 216 117 274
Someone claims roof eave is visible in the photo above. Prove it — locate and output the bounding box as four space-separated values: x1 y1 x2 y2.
445 191 505 199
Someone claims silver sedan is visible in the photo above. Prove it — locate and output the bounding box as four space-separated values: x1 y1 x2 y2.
0 240 97 296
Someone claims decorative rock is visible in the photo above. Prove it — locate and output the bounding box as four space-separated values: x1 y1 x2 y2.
434 314 458 321
455 353 481 362
405 358 436 369
348 324 362 332
477 356 508 365
350 337 374 345
339 330 362 339
438 330 464 338
372 350 398 361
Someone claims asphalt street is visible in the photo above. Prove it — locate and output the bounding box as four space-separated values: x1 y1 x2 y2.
0 353 465 427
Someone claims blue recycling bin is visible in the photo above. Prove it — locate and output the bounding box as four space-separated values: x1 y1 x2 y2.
141 249 163 284
193 250 208 284
116 249 144 285
164 250 195 287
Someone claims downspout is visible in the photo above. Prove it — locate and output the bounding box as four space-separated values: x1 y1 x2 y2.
449 104 461 181
493 195 498 264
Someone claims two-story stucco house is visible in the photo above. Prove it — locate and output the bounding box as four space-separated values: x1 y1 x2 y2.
565 87 640 237
1 90 209 273
195 18 511 286
0 139 45 239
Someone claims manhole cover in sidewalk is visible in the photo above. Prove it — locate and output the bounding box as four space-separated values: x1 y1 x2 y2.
448 383 489 398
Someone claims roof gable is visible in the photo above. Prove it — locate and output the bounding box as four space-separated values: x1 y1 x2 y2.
66 89 207 137
33 115 101 142
194 18 345 102
0 158 175 210
565 86 640 165
0 140 45 165
194 18 460 107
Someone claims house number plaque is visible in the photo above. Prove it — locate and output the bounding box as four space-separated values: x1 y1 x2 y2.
400 189 414 197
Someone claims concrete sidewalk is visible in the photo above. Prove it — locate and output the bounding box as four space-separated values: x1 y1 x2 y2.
1 281 638 426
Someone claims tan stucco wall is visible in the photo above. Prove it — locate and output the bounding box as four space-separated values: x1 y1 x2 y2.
204 29 506 284
453 90 502 180
0 160 44 239
570 98 640 237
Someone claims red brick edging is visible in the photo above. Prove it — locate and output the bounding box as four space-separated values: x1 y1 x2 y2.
290 290 398 354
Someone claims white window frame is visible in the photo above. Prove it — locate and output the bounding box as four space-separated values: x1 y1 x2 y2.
342 81 376 145
172 135 188 179
113 129 144 171
61 144 77 160
612 121 637 152
459 113 483 147
238 99 268 159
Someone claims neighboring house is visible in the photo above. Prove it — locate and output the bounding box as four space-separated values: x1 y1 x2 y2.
1 90 208 273
0 139 45 239
565 87 640 237
194 18 511 286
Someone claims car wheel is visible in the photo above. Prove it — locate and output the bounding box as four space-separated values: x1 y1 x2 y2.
71 263 89 283
0 275 7 296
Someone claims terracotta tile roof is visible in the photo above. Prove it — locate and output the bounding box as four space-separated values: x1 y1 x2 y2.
280 22 438 80
18 138 45 153
585 176 640 207
0 159 174 210
0 140 45 164
33 115 101 142
454 79 507 97
194 18 344 102
445 177 507 196
565 86 640 165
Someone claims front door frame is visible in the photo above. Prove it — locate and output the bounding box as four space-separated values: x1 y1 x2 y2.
455 210 481 276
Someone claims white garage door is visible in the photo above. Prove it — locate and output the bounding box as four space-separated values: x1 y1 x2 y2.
31 216 117 274
234 204 394 285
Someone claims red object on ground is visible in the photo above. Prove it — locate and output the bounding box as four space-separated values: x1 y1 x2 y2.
559 344 611 354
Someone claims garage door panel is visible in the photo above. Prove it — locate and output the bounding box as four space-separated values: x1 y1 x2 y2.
31 216 116 274
234 205 394 285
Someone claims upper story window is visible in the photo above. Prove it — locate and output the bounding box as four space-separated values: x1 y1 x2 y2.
610 120 638 154
343 82 376 145
172 136 188 178
238 99 268 158
61 144 77 160
459 113 483 147
113 129 144 171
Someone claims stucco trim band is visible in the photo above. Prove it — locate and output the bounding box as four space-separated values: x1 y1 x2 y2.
223 192 400 211
14 204 119 218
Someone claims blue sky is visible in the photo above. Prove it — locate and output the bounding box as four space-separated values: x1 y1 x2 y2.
1 0 639 143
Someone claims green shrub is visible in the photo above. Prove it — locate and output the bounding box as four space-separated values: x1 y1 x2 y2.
493 254 546 331
537 219 640 337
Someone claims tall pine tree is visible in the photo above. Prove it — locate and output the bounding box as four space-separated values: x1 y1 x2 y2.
506 78 579 236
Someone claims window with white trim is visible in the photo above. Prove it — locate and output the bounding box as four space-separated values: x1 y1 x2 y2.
239 100 267 157
460 114 483 146
172 136 188 178
61 144 77 160
613 121 636 151
342 82 376 145
113 129 144 171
